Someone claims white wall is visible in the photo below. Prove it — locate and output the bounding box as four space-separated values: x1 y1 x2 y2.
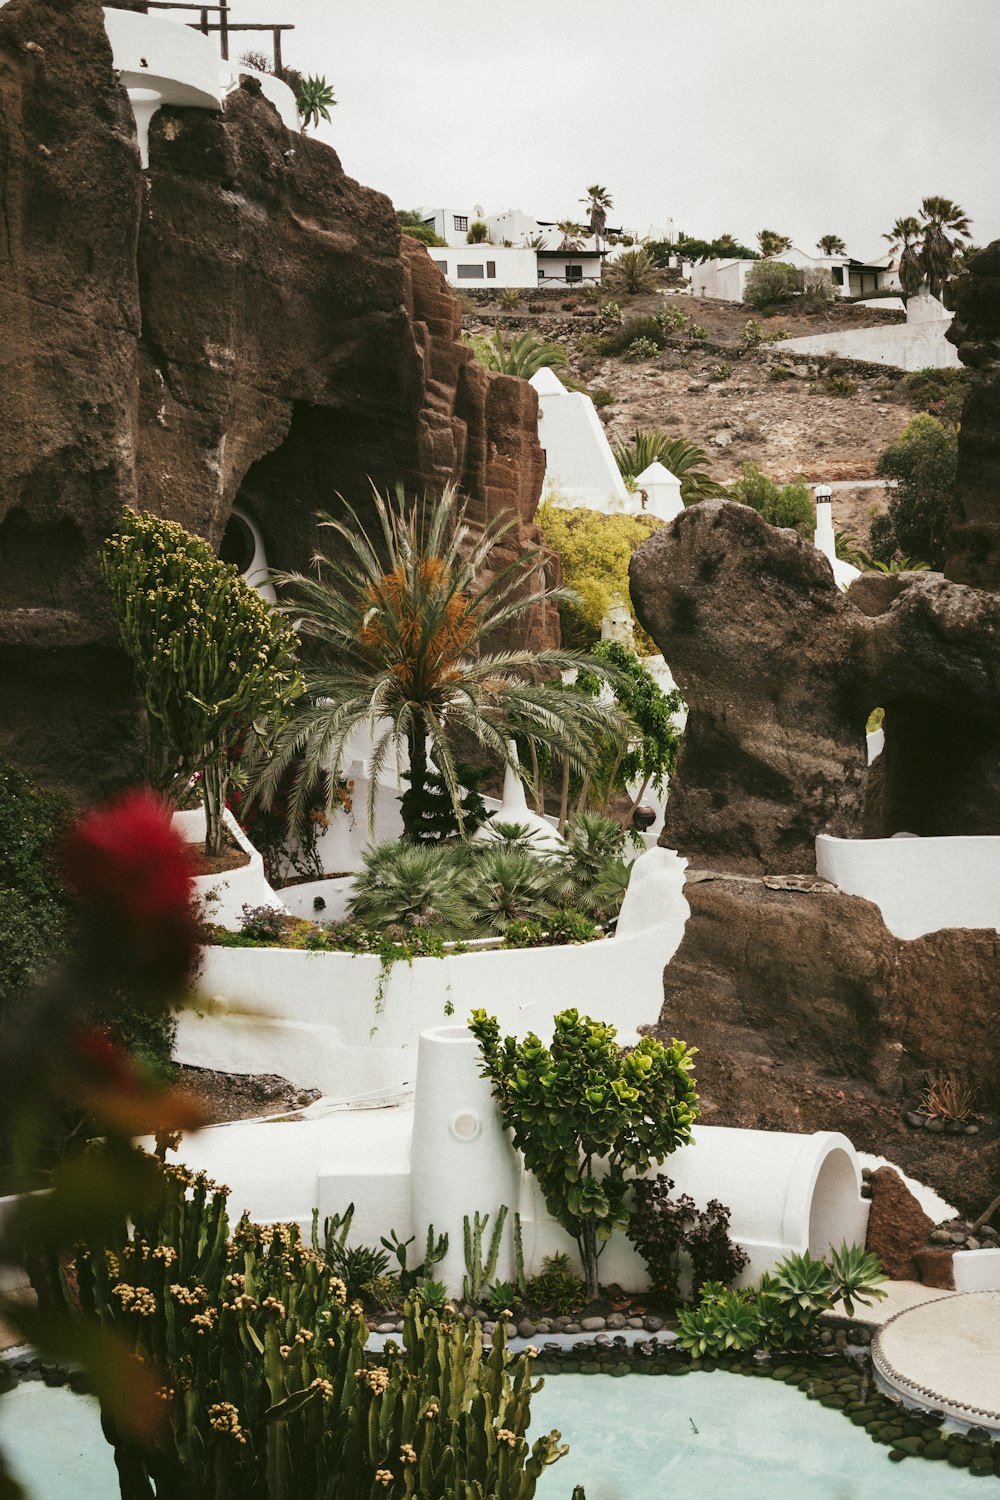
536 255 603 285
530 368 630 507
777 293 960 371
175 846 691 1099
425 244 538 289
816 834 1000 940
689 258 751 301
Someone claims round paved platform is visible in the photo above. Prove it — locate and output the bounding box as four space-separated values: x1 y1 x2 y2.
873 1290 1000 1431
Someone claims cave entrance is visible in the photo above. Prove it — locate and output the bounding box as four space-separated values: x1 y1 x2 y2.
864 701 1000 838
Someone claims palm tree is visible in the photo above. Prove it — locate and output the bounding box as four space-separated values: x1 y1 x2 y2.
885 201 972 300
253 487 627 839
757 228 793 257
883 215 923 296
470 327 567 379
817 234 847 256
607 248 659 295
580 185 613 238
296 75 336 131
919 196 972 301
612 431 728 504
557 221 585 251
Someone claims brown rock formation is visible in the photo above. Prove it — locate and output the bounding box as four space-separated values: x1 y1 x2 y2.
945 241 1000 590
864 1167 934 1282
628 501 870 874
0 0 551 798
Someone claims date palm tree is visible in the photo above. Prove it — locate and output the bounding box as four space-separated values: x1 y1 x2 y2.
580 185 613 238
612 431 728 504
252 486 627 839
816 234 847 256
557 220 585 251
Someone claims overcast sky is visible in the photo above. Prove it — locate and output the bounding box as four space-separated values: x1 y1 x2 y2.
235 0 999 260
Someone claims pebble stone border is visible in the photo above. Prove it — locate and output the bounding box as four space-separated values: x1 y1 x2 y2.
873 1300 1000 1431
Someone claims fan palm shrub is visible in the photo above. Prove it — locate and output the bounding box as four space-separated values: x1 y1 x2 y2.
252 485 627 839
347 840 475 936
468 845 556 934
469 326 567 379
607 248 659 295
611 431 727 503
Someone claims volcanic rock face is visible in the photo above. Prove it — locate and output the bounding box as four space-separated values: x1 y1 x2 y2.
945 242 1000 590
0 0 550 797
628 502 869 873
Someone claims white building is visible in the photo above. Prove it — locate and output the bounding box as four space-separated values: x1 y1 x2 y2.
418 205 607 289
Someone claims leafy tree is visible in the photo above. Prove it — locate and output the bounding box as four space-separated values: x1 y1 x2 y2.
611 431 727 504
756 228 793 257
573 640 684 822
534 502 662 649
870 413 957 568
728 464 814 534
743 259 799 308
471 1008 699 1300
465 326 567 378
670 233 758 263
399 221 448 248
296 74 336 131
580 185 613 237
607 247 659 295
101 510 303 857
885 199 972 301
816 234 847 256
466 220 491 244
254 486 627 840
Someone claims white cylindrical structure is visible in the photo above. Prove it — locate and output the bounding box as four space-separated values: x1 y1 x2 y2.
409 1025 519 1295
634 461 684 522
812 484 836 564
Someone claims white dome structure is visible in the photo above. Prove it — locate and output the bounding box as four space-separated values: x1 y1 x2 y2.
472 742 566 854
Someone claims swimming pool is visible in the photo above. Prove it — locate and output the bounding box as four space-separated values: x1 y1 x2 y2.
532 1370 989 1500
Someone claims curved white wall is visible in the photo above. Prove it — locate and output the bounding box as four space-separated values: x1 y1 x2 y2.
175 807 285 929
816 834 1000 940
176 847 690 1099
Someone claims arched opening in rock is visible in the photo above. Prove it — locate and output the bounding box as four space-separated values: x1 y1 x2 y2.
0 508 87 610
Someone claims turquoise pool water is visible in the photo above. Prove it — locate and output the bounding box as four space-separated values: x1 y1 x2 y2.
0 1371 990 1499
532 1372 987 1500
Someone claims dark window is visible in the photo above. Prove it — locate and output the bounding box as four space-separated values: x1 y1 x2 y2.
454 215 469 232
457 264 484 279
831 265 845 284
565 264 583 282
486 261 496 278
433 260 448 273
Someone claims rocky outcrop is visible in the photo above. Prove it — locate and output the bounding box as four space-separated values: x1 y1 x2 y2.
864 1167 934 1282
0 0 550 798
628 501 870 874
945 242 1000 590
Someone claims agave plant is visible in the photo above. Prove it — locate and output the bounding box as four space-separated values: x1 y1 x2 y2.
827 1242 887 1318
347 840 475 936
296 74 337 131
611 431 728 503
765 1249 834 1331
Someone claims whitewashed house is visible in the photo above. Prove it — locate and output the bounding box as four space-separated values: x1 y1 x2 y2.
690 245 853 301
417 205 607 290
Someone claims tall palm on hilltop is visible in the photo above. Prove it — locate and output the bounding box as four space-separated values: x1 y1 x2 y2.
757 228 793 257
817 234 847 255
252 486 628 839
885 200 972 300
581 185 613 238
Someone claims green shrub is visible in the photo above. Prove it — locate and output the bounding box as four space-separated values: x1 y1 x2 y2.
523 1253 587 1316
744 260 799 308
497 287 522 309
816 373 858 397
627 1176 748 1306
769 365 795 381
401 223 448 248
534 502 663 648
901 365 968 425
0 760 70 1002
347 841 475 937
606 247 659 295
471 1008 698 1298
626 336 661 360
710 362 733 382
593 316 666 357
871 412 957 568
728 463 814 535
101 510 302 857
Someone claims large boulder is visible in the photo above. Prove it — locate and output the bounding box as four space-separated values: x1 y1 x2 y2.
629 501 871 873
0 1 550 797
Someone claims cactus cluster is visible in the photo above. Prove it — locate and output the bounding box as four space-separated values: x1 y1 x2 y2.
70 1154 573 1499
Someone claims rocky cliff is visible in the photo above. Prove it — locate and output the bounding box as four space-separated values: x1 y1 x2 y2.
0 0 551 797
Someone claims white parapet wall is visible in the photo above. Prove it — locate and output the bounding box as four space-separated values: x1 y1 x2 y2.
816 834 1000 940
776 293 960 371
530 368 631 508
175 807 285 929
175 846 691 1099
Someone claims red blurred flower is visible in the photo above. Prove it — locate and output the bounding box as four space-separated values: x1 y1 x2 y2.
61 790 199 996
